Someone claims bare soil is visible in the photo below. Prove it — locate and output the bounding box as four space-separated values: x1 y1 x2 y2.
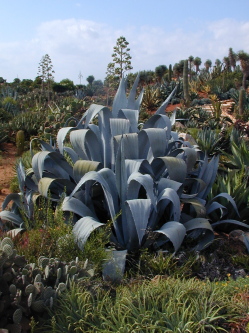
0 143 17 210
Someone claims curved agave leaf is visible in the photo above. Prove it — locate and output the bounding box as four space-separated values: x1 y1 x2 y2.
206 193 240 218
181 198 206 218
151 156 187 183
38 178 75 201
32 151 73 181
25 168 38 192
70 129 102 162
184 218 214 251
157 178 182 195
206 202 227 217
63 146 79 164
2 193 22 210
170 147 197 172
57 127 75 155
154 221 186 252
124 199 152 250
62 196 97 219
127 172 156 210
73 216 104 250
138 128 168 161
0 211 23 227
69 169 119 225
79 104 109 129
73 160 102 183
181 178 206 199
143 114 172 134
118 109 139 133
157 188 181 222
114 133 139 160
212 219 249 229
125 159 154 181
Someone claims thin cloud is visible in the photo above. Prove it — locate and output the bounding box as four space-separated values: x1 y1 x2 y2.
1 18 249 83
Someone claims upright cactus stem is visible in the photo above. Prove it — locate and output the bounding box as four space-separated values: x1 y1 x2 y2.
183 60 190 105
168 64 172 82
239 88 245 116
16 130 25 156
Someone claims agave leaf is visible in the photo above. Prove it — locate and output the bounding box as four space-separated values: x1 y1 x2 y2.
157 188 181 222
127 73 141 109
184 218 214 251
110 118 130 137
63 146 79 164
32 151 73 181
57 127 75 155
212 219 249 229
80 104 109 128
114 133 139 160
73 216 104 250
181 178 206 199
157 178 182 195
16 161 26 193
124 199 152 250
0 211 23 227
125 159 154 179
127 172 156 210
154 221 186 252
155 85 178 115
69 169 119 228
143 114 172 135
118 109 139 133
197 155 219 199
62 196 97 219
151 156 187 183
70 129 102 162
98 108 112 168
2 193 22 210
112 77 128 117
181 198 206 217
170 147 197 172
138 128 168 161
73 160 102 183
38 178 75 200
170 109 177 126
206 201 227 217
103 249 127 282
115 138 127 223
207 193 240 217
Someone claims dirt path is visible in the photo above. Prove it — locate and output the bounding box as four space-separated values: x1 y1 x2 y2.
0 143 17 210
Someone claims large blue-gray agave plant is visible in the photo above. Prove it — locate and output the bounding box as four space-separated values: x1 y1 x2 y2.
0 75 247 279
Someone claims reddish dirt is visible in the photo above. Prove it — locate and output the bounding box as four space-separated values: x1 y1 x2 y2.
0 143 17 211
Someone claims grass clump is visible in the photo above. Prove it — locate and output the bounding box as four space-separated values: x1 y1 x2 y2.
42 276 249 332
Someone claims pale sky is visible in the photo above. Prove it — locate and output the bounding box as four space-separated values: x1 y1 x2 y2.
1 0 249 84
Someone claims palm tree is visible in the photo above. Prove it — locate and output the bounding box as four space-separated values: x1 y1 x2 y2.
204 59 212 72
193 57 202 74
228 47 237 71
223 57 231 71
237 50 249 89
